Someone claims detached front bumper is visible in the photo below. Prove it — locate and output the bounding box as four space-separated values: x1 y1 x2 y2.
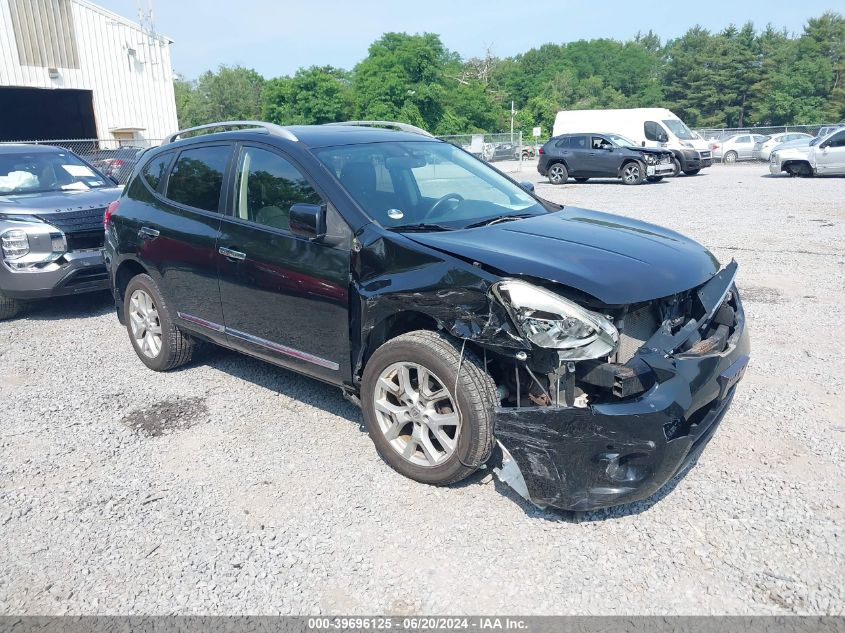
493 265 749 512
0 249 109 299
647 163 675 177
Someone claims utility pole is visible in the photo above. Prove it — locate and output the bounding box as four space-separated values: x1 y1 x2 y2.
510 100 515 144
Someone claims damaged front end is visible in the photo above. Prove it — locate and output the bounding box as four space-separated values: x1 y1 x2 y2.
491 261 750 511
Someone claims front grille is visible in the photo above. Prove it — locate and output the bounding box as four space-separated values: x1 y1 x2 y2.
617 305 659 363
34 207 105 252
35 207 106 234
699 150 712 159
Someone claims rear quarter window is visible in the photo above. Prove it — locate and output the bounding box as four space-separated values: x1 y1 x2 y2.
140 151 174 192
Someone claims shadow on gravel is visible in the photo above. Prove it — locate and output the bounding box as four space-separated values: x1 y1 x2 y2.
492 454 702 523
184 347 361 426
23 290 113 321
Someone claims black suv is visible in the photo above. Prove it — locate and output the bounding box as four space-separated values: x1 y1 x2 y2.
105 121 749 511
538 133 675 185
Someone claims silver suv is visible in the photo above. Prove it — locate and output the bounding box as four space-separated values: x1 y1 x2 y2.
769 127 845 177
0 144 122 319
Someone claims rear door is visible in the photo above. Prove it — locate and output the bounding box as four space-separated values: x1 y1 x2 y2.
567 135 590 174
216 143 353 383
134 143 232 334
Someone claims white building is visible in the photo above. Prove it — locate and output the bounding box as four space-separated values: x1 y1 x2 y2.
0 0 178 144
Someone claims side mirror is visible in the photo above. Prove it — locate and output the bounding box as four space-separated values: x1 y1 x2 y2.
519 181 535 193
290 203 326 240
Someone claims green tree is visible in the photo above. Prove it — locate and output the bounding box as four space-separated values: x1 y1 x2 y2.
174 66 264 127
262 66 353 125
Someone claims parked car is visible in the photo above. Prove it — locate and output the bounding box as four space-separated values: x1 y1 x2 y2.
83 146 144 184
769 127 845 177
538 133 675 185
752 133 814 161
816 125 844 138
0 144 121 319
553 108 712 176
711 134 770 163
105 120 749 512
481 142 530 162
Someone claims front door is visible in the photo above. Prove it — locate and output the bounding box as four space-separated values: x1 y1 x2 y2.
216 143 353 383
817 130 845 174
584 136 619 175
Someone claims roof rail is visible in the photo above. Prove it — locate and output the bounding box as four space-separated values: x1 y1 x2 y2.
325 120 434 137
163 121 298 144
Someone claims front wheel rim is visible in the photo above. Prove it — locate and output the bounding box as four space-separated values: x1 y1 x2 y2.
373 362 461 468
624 164 640 182
129 289 162 359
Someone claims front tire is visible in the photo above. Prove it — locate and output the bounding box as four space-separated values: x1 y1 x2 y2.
0 291 22 321
124 274 198 371
547 163 568 185
671 158 681 177
622 161 645 185
361 330 497 486
684 169 701 175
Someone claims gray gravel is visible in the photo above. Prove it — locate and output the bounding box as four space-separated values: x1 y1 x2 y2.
1 162 843 615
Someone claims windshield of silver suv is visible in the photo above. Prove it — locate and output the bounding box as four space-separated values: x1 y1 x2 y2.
316 141 546 230
0 149 108 194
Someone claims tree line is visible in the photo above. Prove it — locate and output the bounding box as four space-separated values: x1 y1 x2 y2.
174 12 844 138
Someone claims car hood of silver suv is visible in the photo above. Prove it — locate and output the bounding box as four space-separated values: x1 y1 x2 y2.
0 187 123 217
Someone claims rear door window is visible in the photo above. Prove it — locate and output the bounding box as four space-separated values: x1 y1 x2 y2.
735 136 751 144
165 145 232 212
570 135 588 149
554 137 569 148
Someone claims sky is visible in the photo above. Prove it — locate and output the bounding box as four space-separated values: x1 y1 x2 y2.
95 0 840 79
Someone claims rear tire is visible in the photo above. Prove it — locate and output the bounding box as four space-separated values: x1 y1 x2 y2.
621 161 645 185
684 169 701 175
0 291 22 321
124 274 198 372
361 330 498 486
723 151 738 164
574 177 589 183
547 163 568 185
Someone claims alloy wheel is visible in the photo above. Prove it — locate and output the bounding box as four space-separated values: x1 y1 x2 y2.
128 289 162 358
623 163 641 183
373 362 461 467
548 164 566 184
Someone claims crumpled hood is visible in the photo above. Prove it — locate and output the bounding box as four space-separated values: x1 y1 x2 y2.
406 208 721 305
0 187 123 215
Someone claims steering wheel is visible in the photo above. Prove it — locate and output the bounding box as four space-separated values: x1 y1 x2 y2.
425 193 464 220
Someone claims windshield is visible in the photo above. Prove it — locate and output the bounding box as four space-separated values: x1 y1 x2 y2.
661 119 695 140
0 150 108 194
606 133 637 147
316 141 546 230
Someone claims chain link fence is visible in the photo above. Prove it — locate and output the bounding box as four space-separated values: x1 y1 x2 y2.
438 132 532 171
695 124 841 141
0 138 164 184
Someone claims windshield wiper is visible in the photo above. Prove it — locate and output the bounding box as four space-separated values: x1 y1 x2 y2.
465 213 534 229
387 223 453 232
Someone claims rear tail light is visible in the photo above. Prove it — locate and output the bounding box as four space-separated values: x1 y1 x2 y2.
104 199 120 230
538 147 544 155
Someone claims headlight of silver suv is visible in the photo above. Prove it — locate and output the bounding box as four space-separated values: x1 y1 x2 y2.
1 229 30 259
492 279 619 360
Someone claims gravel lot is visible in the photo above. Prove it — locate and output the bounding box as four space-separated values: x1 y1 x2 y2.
1 162 843 615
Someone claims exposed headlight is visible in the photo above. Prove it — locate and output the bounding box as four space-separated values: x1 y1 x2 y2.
492 279 619 360
644 154 657 164
1 229 29 260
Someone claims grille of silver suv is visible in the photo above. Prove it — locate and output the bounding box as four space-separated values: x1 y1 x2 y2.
34 207 106 251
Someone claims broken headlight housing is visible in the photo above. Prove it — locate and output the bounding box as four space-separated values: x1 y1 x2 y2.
493 279 619 360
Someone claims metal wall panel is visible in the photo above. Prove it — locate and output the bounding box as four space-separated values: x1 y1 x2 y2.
0 0 178 140
8 0 80 68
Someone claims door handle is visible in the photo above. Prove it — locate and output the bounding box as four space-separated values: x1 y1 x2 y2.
138 226 159 239
219 246 246 261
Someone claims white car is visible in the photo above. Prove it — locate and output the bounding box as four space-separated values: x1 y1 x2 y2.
711 134 769 163
752 132 814 161
769 127 845 176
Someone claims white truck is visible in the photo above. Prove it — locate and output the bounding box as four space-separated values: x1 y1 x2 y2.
769 126 845 177
552 108 713 176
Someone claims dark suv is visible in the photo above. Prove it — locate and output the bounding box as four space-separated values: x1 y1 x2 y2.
538 133 675 185
105 120 749 511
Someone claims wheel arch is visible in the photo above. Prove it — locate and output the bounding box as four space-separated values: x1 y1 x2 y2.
115 258 149 303
782 160 813 177
618 158 645 177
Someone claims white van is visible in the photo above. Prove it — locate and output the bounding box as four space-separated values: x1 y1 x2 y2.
552 108 713 176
